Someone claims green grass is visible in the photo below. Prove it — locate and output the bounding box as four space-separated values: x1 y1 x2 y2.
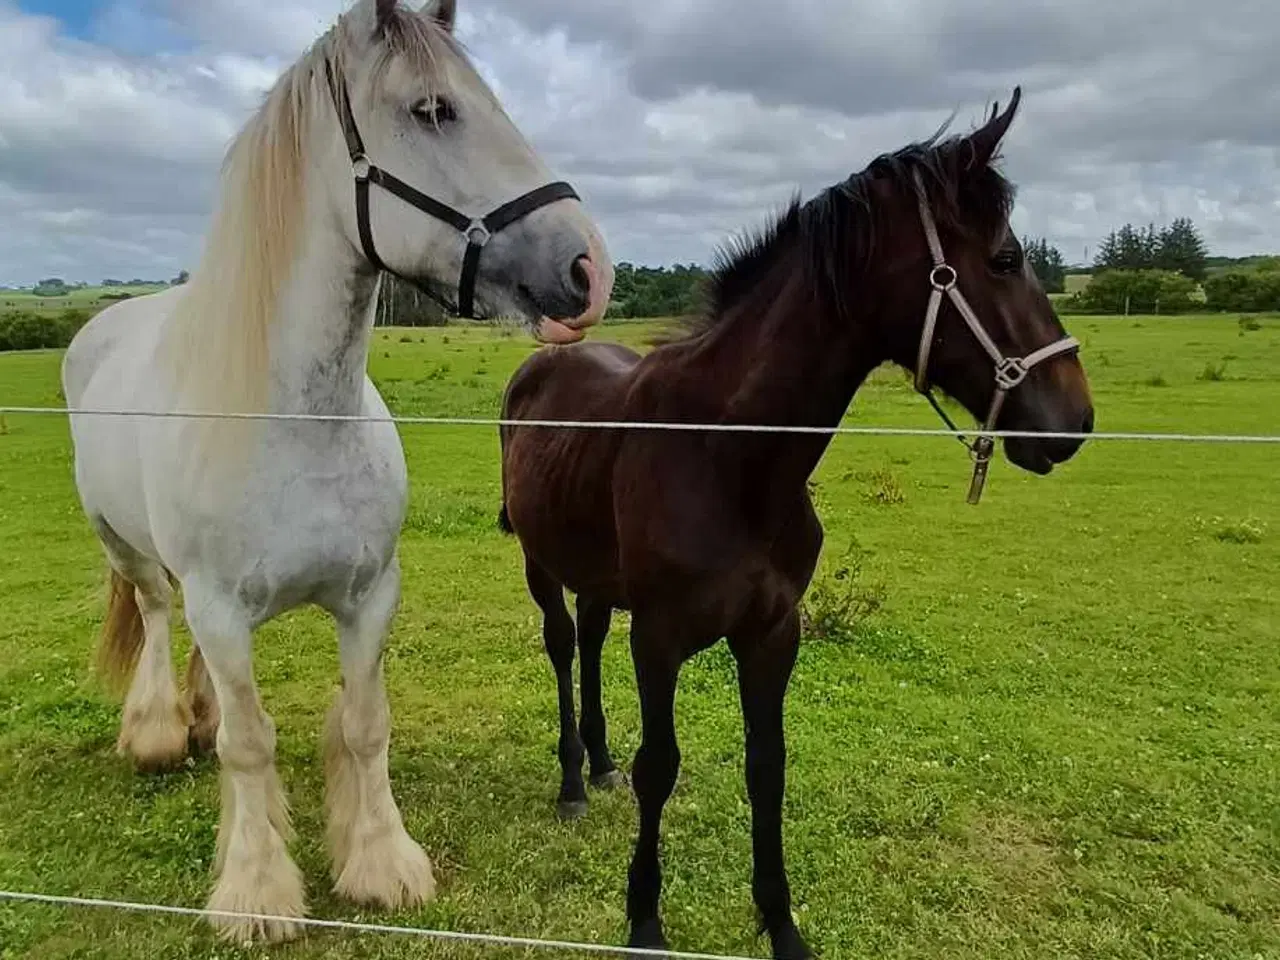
2 315 1279 959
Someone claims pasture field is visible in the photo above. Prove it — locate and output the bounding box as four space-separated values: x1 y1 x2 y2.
1 315 1278 959
0 285 168 316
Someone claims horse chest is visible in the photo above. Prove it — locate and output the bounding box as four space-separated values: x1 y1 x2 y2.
153 428 406 622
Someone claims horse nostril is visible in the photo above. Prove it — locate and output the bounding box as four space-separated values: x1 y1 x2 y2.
568 256 592 300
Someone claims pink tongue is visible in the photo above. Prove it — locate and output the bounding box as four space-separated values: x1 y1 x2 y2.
536 317 585 344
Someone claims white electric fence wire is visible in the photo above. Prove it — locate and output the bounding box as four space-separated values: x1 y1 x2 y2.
1 405 1279 443
0 889 758 960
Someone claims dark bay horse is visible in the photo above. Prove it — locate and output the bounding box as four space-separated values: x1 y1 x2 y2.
497 88 1093 959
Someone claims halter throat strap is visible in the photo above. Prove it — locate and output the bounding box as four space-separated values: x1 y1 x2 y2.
324 60 580 319
909 170 1080 504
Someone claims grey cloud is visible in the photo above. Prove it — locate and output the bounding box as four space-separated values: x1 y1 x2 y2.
0 0 1277 285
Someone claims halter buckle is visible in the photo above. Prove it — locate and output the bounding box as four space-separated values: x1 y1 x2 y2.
352 155 372 182
994 357 1028 390
466 220 492 248
930 264 957 291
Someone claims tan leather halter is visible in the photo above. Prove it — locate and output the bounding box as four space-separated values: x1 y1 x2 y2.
909 170 1080 504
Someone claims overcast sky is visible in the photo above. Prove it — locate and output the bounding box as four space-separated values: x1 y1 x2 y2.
1 0 1277 286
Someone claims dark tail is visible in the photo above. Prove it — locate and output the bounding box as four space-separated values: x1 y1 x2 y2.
497 503 514 535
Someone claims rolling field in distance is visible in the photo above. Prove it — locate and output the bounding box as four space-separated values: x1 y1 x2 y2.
1 314 1278 959
0 285 169 315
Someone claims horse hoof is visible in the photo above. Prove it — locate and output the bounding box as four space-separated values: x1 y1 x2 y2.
628 918 669 952
557 799 589 821
770 925 814 960
590 769 628 791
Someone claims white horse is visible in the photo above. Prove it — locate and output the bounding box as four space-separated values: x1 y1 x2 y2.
61 0 612 943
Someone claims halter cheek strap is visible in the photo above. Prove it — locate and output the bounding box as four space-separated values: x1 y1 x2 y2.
909 170 1080 504
325 60 580 319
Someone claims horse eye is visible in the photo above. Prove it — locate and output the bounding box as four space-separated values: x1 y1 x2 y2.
411 96 458 128
990 248 1021 274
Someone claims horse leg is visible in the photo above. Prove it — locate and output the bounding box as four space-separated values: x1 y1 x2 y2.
184 581 304 944
186 644 221 756
729 607 811 960
526 555 588 819
625 609 684 952
96 525 189 773
576 595 623 790
323 558 435 910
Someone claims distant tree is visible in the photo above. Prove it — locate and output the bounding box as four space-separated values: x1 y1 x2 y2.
606 262 708 318
1094 218 1209 281
375 275 447 326
1022 236 1066 293
1116 224 1149 270
1093 230 1119 271
33 277 69 297
171 270 190 286
1156 217 1209 281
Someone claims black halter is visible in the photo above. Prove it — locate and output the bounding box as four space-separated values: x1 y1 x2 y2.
324 60 581 319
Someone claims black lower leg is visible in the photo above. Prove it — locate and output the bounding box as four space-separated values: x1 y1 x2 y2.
733 611 812 960
527 559 586 816
626 632 682 951
576 596 620 785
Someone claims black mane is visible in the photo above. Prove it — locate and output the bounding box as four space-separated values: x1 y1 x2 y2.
670 119 1017 344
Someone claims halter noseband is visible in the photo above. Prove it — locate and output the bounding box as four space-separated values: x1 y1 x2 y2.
325 60 581 319
909 170 1080 504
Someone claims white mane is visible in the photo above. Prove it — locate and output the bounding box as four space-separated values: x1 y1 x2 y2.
159 7 457 435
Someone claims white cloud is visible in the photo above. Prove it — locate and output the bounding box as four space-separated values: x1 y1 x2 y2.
0 0 1277 286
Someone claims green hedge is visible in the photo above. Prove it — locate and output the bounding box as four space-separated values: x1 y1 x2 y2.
1058 269 1201 315
1204 268 1280 312
0 309 92 352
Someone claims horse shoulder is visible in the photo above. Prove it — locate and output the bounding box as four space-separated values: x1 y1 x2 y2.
62 289 177 405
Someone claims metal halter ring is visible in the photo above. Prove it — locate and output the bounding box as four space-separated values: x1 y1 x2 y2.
930 264 957 291
466 220 492 248
351 155 372 181
994 357 1029 390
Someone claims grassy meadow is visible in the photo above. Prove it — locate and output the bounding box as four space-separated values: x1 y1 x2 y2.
0 314 1278 959
0 285 168 315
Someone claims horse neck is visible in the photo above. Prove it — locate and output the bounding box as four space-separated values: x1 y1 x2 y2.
269 196 381 416
683 249 886 495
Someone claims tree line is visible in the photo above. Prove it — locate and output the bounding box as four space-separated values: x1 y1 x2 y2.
10 213 1276 332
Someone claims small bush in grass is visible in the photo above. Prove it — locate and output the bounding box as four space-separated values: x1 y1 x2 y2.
1197 362 1228 382
801 538 886 643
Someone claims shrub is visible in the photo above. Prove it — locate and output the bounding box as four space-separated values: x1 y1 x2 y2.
0 309 92 352
1204 269 1280 312
1063 269 1200 315
801 538 886 643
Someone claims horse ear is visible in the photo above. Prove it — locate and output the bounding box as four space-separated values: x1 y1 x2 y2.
966 86 1021 169
420 0 457 31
